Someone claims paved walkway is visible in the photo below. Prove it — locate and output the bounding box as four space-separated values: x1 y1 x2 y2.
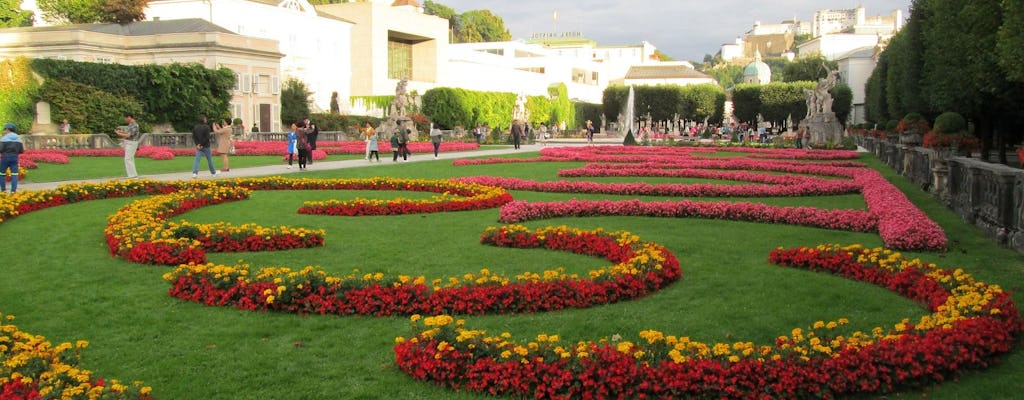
17 142 614 192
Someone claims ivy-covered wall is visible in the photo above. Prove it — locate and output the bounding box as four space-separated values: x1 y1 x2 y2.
0 57 39 133
32 59 235 133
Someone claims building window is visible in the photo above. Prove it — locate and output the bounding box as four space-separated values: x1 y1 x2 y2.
388 40 413 80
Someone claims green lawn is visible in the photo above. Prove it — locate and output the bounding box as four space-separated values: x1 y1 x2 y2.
1 152 1022 399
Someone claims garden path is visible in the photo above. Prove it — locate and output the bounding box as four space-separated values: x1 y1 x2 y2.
18 143 562 192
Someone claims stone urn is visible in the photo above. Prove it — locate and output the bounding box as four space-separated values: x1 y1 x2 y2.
899 129 923 146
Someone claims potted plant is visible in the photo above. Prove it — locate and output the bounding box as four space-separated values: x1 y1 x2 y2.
923 112 978 159
896 112 929 146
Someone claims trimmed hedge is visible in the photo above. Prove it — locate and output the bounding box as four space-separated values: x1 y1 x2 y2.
421 85 574 130
602 84 724 125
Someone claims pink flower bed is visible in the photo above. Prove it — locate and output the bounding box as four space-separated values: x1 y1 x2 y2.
457 176 859 198
499 198 877 232
454 147 946 251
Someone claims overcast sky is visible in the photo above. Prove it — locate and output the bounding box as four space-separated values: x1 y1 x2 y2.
439 0 913 62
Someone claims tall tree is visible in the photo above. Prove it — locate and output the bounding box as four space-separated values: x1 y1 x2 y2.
0 0 33 27
864 50 890 125
458 9 510 43
37 0 146 24
782 54 837 82
280 78 311 127
922 0 1009 161
998 0 1024 82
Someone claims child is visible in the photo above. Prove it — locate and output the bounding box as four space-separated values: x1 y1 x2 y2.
390 131 400 162
368 130 380 162
285 124 297 169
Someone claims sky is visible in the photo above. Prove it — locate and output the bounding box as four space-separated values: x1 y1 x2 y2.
438 0 913 62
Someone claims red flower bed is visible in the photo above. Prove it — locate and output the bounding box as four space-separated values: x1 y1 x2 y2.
393 245 1021 399
235 140 479 156
164 225 680 316
297 180 512 216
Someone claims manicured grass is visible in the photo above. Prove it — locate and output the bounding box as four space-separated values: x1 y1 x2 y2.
2 151 1022 399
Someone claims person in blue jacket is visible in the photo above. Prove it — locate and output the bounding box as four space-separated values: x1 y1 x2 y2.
285 123 297 169
0 122 23 194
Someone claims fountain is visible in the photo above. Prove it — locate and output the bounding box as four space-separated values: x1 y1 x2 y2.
620 86 635 136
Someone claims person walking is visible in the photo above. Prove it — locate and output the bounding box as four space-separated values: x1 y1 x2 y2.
586 120 595 145
390 130 400 162
795 127 804 149
296 120 310 170
510 120 522 150
398 128 410 162
114 112 140 178
1 123 24 194
191 115 218 178
362 122 375 160
285 124 297 169
429 124 442 159
60 119 70 134
213 118 233 173
305 117 319 164
367 129 380 162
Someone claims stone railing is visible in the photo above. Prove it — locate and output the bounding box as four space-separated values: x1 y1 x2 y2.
860 136 1024 252
22 133 121 150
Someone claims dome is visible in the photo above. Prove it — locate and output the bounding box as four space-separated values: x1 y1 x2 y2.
742 50 772 84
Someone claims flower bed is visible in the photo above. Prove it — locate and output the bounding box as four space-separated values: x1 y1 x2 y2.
163 225 680 316
393 244 1022 399
458 174 859 198
454 147 946 251
0 312 153 399
103 185 325 266
298 180 512 216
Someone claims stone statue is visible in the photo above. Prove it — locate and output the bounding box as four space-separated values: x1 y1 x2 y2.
390 77 409 118
512 93 529 123
800 67 843 147
599 114 606 134
617 113 625 134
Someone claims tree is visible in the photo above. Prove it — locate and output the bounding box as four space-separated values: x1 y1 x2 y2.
424 0 459 42
998 0 1024 82
458 9 510 43
37 0 146 24
922 0 1009 161
700 64 743 89
782 54 837 82
100 0 146 24
0 0 33 27
886 0 928 120
37 0 103 24
830 83 853 127
280 78 311 127
652 50 675 61
864 51 890 125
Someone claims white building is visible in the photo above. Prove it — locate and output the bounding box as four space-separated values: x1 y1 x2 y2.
812 6 903 37
144 0 354 121
0 19 283 133
619 62 715 87
836 47 877 125
446 40 606 103
797 33 883 61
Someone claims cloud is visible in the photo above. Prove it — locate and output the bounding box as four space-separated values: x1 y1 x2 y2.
437 0 910 61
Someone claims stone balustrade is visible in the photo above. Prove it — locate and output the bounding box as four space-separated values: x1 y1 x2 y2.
860 136 1024 252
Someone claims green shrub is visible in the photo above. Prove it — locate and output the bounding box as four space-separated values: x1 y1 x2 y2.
933 112 967 134
885 119 900 132
623 130 637 145
574 101 602 130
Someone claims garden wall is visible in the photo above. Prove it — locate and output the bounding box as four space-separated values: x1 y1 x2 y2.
861 136 1024 252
